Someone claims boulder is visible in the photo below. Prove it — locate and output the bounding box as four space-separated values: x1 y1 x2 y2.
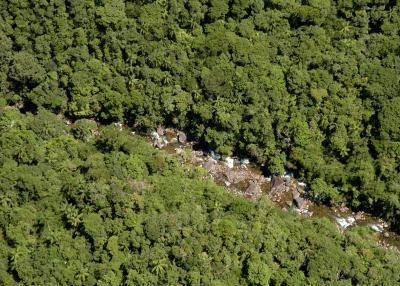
245 181 261 196
224 157 234 168
178 131 187 143
335 216 355 229
202 159 215 172
291 189 300 200
270 176 287 194
294 197 306 209
224 169 237 183
369 223 384 233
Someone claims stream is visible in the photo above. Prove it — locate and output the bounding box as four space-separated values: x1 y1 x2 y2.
146 127 400 251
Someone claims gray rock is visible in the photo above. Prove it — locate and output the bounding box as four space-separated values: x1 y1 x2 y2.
270 176 287 194
178 131 187 143
294 197 306 209
202 159 215 172
246 181 261 196
335 216 355 229
224 169 236 183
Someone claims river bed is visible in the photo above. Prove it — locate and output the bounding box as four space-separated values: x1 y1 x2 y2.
144 128 400 250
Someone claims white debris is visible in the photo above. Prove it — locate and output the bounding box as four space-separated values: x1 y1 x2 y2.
369 224 385 233
224 181 231 187
266 177 271 182
240 158 250 165
224 157 234 169
114 122 123 131
335 216 356 229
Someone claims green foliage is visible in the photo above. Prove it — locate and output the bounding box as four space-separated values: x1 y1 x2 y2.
0 108 398 285
72 119 98 142
0 1 400 283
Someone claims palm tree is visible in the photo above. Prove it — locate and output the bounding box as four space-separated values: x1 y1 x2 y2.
75 267 90 284
151 258 168 276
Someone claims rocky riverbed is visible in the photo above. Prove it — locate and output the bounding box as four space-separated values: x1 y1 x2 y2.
144 127 400 250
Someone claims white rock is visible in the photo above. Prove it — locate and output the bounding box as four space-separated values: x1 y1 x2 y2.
283 172 293 179
224 157 234 168
298 182 307 187
150 131 160 140
240 158 250 165
335 216 356 229
266 177 271 182
224 181 231 187
130 131 136 135
369 224 384 233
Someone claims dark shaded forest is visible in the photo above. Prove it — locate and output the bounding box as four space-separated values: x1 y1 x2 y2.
0 0 400 284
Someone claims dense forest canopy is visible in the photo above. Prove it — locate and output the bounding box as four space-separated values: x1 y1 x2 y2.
2 0 399 229
0 107 399 285
0 0 400 283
